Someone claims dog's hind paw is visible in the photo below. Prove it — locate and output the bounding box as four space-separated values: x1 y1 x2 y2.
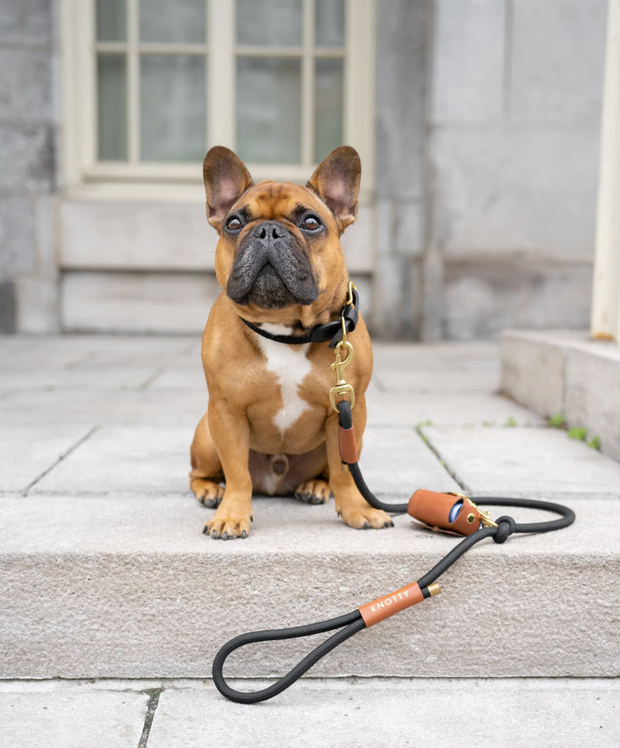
294 479 332 505
191 478 224 508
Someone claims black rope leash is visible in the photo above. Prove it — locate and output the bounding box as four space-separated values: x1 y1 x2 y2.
212 400 575 704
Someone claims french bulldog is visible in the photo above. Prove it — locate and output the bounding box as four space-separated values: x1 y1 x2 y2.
190 145 392 538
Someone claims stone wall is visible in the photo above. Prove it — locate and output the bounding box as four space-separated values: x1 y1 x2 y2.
0 0 58 333
374 0 431 339
0 0 609 338
426 0 607 339
374 0 607 340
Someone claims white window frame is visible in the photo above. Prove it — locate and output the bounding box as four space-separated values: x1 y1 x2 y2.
60 0 376 202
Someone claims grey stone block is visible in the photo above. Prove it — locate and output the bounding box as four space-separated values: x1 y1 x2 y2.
339 203 375 272
500 330 566 415
0 123 53 192
0 195 35 277
149 365 209 390
0 682 148 748
565 343 620 461
510 0 607 123
0 280 16 333
0 387 207 428
422 425 620 497
30 425 193 496
0 364 158 391
393 198 422 255
375 199 393 255
372 255 420 339
0 0 52 45
75 351 200 373
431 0 505 123
500 330 620 462
0 333 197 370
15 275 59 333
359 427 459 495
26 425 455 498
60 200 217 272
60 271 221 334
373 366 499 395
371 338 500 393
444 257 593 340
0 424 93 494
34 193 56 275
367 392 544 427
0 47 52 122
0 494 618 678
420 250 444 341
148 679 620 748
375 0 429 200
429 126 599 255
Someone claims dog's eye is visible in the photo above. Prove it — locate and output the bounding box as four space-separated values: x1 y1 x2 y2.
226 216 242 231
301 216 321 232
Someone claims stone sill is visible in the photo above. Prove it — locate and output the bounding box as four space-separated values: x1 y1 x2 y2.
500 329 620 461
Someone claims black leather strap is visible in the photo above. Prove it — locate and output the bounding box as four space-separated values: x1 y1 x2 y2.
240 288 359 349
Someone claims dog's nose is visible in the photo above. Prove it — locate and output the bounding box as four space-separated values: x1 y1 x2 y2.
252 221 287 241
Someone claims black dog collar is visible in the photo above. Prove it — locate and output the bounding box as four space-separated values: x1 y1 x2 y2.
240 287 359 349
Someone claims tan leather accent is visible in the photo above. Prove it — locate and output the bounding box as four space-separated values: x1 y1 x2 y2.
338 425 358 464
407 489 480 536
359 582 425 627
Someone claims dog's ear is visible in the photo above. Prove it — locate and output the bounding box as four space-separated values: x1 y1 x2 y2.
307 146 361 232
203 146 254 230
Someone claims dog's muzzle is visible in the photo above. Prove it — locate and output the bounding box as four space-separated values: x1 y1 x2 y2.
226 221 319 308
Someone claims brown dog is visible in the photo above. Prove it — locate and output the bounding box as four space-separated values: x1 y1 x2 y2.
189 145 392 538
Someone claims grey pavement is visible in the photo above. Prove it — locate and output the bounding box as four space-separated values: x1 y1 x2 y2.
1 679 618 748
1 335 619 745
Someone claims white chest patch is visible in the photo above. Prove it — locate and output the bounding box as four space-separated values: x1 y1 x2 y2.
255 324 312 433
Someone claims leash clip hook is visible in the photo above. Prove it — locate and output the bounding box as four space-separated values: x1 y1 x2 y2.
465 497 498 528
329 341 355 412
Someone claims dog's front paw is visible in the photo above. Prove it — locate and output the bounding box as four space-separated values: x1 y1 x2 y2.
191 478 224 508
294 479 332 505
339 505 394 530
203 511 252 540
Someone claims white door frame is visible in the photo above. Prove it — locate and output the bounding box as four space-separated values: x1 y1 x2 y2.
592 0 620 341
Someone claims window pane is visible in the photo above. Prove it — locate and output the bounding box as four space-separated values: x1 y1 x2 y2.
140 55 206 162
96 0 126 42
314 59 343 162
315 0 344 47
97 54 127 161
139 0 206 44
236 0 302 47
237 57 301 163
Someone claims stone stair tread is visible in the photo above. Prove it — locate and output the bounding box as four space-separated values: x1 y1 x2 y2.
1 495 618 680
0 494 615 555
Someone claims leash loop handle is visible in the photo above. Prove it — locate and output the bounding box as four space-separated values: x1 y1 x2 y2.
212 611 364 705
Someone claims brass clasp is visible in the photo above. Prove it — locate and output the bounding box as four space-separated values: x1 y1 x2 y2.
466 497 498 528
329 340 356 412
346 280 356 306
448 493 498 528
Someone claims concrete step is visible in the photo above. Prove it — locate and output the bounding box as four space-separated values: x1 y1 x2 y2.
2 678 619 748
2 335 619 686
501 329 620 460
1 492 618 680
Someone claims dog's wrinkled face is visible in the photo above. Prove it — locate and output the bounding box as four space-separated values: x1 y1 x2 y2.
203 146 361 324
222 189 322 309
